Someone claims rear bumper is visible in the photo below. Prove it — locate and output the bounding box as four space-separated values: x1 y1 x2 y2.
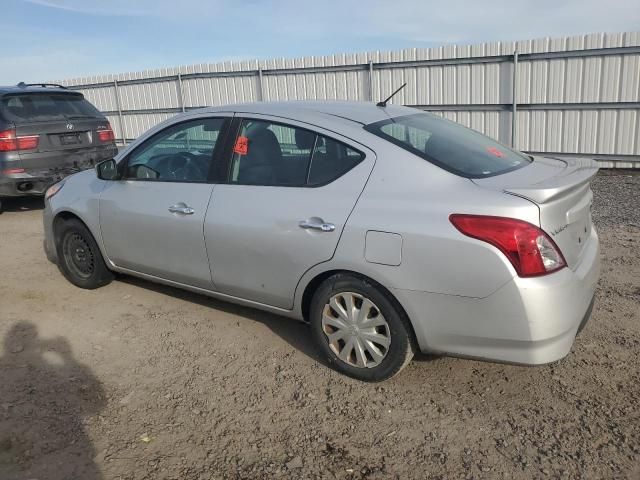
0 173 62 197
393 226 600 365
0 145 115 197
0 162 92 197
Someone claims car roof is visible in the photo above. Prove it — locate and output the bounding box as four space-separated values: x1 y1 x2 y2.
0 85 80 96
199 101 418 127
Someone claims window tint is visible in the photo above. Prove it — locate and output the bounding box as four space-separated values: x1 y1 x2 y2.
125 118 225 182
0 93 102 123
308 136 364 185
229 119 364 187
364 113 531 178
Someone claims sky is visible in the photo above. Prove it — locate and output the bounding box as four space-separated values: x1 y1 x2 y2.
1 0 639 84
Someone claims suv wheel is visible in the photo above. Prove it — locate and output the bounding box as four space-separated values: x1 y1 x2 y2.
310 273 415 382
55 218 114 289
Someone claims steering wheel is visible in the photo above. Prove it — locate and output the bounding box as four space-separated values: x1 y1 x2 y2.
158 152 205 181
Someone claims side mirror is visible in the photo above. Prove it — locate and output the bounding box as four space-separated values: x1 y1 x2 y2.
96 159 118 180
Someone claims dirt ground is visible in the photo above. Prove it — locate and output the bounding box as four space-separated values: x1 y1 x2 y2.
0 172 639 480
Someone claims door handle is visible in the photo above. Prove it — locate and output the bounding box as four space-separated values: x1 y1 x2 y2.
168 204 195 215
299 218 335 232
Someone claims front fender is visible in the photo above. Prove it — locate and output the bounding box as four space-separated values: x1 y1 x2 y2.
46 170 110 264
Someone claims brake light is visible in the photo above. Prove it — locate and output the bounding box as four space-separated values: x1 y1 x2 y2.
97 125 115 143
0 129 39 152
17 135 39 150
449 214 566 277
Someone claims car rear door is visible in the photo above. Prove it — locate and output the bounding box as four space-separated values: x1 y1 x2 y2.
1 91 116 175
99 115 231 289
204 115 375 309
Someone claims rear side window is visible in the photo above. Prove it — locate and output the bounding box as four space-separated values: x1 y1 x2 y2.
364 113 530 178
229 119 364 187
308 136 364 185
0 93 102 123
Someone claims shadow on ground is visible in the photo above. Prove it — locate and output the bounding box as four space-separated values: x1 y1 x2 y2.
0 197 44 213
118 276 441 370
118 276 326 363
0 322 106 480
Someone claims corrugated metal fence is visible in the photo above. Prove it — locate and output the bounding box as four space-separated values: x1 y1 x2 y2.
55 31 640 167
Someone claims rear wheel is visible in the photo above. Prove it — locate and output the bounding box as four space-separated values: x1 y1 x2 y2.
310 273 415 382
55 218 114 289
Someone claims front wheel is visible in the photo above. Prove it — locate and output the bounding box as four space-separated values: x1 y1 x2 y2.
55 218 114 289
310 273 415 382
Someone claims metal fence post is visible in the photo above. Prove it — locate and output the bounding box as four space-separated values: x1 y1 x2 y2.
511 50 518 148
177 73 186 112
257 67 264 101
113 80 127 146
368 61 374 101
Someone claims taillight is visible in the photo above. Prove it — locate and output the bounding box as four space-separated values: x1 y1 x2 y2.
0 129 39 152
449 214 566 277
97 125 115 143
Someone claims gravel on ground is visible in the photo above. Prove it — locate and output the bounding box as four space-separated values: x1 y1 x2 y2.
0 171 638 479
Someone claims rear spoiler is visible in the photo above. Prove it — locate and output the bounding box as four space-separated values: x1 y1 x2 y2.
504 158 599 204
16 82 68 90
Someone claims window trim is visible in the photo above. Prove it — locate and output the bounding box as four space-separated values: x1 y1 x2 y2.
223 116 366 188
117 116 231 184
364 113 531 179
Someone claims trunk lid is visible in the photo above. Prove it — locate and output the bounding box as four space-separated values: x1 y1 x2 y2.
472 156 599 269
14 118 111 171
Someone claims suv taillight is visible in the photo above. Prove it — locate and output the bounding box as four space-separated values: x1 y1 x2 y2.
0 128 39 152
449 214 566 277
97 124 115 143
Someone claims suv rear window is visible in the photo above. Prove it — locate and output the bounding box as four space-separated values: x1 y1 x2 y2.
364 113 531 178
0 93 102 123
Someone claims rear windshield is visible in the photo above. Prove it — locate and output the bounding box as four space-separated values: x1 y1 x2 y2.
364 113 531 178
0 93 102 123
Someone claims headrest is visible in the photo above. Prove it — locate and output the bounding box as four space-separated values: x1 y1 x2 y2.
295 129 316 151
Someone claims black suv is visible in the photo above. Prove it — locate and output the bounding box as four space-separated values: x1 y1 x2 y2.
0 83 117 209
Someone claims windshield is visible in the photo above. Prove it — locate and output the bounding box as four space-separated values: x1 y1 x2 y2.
364 113 531 178
0 93 102 123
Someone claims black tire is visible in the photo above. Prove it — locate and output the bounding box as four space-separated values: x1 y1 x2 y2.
310 273 416 382
55 217 114 289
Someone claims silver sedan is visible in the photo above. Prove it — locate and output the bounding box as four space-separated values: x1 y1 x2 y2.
43 101 600 381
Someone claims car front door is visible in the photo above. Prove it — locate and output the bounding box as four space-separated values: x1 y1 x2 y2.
204 115 375 309
100 115 231 289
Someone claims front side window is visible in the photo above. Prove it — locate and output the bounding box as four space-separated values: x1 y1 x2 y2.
124 118 225 182
229 119 364 187
364 113 531 178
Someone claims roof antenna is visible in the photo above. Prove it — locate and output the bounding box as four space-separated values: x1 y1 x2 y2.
376 83 407 108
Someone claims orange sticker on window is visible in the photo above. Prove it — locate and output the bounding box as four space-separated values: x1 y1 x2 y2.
233 136 249 155
486 146 505 158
